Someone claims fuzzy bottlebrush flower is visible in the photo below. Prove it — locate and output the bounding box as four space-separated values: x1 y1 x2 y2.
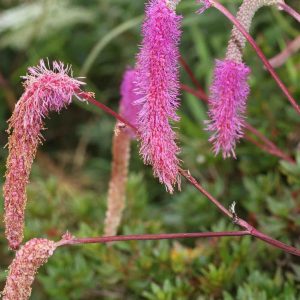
204 0 281 158
135 0 182 193
104 69 140 237
4 60 86 250
1 238 56 300
206 60 251 158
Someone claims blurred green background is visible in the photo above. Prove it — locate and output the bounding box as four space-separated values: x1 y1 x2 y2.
0 0 300 299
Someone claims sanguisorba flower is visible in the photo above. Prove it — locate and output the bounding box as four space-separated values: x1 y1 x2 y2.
1 238 56 300
104 69 140 237
4 60 86 250
204 0 281 158
206 60 250 158
135 0 182 193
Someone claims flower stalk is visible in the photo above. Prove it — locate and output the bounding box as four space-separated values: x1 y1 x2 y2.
104 126 131 237
278 2 300 23
226 0 284 62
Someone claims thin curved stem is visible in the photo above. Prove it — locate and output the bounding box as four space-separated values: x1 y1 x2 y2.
279 2 300 23
77 91 136 132
179 168 232 218
245 123 295 163
209 0 300 114
180 56 207 99
56 231 250 247
181 83 208 102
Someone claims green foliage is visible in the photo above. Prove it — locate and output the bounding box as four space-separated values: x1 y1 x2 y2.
0 0 300 299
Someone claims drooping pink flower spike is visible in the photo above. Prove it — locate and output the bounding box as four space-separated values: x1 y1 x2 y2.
3 60 88 250
206 60 250 158
198 0 300 157
135 0 182 193
203 0 283 158
1 238 56 300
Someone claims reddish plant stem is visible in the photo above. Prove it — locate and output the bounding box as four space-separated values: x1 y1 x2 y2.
56 231 250 247
179 168 300 256
179 168 232 218
209 0 300 114
245 123 277 150
245 123 295 163
77 92 300 256
78 91 136 132
180 84 295 163
253 230 300 257
180 56 207 99
244 134 288 161
181 83 208 102
278 2 300 23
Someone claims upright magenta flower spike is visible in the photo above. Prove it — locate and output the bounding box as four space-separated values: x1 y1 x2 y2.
4 60 86 250
135 0 182 193
1 238 56 300
206 60 250 158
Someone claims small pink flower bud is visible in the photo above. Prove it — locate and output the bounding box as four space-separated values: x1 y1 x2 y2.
1 238 56 300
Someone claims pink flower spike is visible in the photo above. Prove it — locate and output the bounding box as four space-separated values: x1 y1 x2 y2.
1 238 56 300
135 0 182 193
206 59 251 158
119 68 141 138
3 59 86 249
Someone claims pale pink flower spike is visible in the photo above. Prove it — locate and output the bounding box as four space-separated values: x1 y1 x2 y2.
1 238 56 300
3 60 86 250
